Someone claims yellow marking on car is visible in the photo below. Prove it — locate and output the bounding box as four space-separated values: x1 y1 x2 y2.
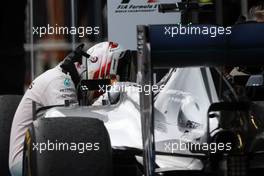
237 133 243 150
250 115 259 130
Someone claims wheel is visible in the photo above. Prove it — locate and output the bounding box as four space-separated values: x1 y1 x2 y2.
227 155 248 176
23 117 112 176
0 95 22 176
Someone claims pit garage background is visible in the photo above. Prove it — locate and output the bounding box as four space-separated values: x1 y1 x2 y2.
1 0 261 95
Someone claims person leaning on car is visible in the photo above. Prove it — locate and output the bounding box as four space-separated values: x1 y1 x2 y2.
8 41 127 176
8 48 80 176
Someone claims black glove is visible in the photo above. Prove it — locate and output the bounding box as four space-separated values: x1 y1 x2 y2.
60 43 90 88
66 43 90 63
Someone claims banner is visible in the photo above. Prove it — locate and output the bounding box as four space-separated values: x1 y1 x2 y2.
108 0 181 50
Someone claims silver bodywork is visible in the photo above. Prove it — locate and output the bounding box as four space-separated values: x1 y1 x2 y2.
44 67 219 170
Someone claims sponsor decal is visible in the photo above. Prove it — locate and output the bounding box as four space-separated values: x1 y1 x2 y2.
60 88 75 93
90 56 98 63
121 0 157 4
28 82 34 89
64 78 71 87
116 0 159 13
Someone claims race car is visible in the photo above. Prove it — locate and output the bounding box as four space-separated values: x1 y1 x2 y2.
22 68 264 176
1 22 264 176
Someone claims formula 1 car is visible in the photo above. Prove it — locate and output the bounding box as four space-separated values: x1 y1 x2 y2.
23 68 217 176
22 69 264 176
1 23 264 176
19 23 264 176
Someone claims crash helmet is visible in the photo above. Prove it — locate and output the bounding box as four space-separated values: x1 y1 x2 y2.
75 42 128 103
76 42 127 82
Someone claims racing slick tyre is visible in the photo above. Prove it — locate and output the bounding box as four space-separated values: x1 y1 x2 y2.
227 155 248 176
23 117 112 176
0 95 22 176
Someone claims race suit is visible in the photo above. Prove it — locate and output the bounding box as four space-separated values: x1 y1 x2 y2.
9 64 77 176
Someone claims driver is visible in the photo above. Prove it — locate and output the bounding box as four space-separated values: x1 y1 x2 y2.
9 41 127 176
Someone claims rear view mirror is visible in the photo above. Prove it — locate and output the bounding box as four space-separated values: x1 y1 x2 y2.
246 75 263 87
246 75 264 101
208 102 250 129
233 75 264 101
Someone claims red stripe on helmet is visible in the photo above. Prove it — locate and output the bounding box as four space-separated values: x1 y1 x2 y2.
93 70 100 79
101 64 106 78
109 42 118 49
106 60 112 76
147 0 157 3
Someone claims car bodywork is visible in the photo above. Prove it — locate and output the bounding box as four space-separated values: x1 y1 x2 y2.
135 23 264 176
28 22 264 176
42 67 219 170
